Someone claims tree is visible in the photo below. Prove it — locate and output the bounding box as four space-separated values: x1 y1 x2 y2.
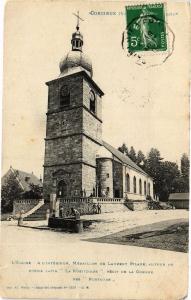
160 161 180 199
172 176 188 193
23 183 43 199
129 146 137 162
118 143 128 156
145 148 163 175
144 149 188 200
144 148 163 199
1 172 23 213
137 150 146 166
180 153 189 192
181 153 189 177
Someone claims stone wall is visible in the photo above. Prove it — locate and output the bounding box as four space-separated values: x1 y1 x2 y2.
43 164 82 201
13 199 41 216
125 193 146 201
96 158 113 197
82 136 101 166
125 200 148 211
98 203 128 213
123 165 154 200
44 74 84 201
46 108 82 139
113 161 123 198
43 72 103 202
59 199 94 215
83 78 102 120
59 198 128 215
44 135 82 166
82 164 96 197
83 109 102 142
47 74 83 113
147 177 154 198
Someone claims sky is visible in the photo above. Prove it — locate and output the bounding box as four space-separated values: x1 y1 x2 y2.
2 0 190 178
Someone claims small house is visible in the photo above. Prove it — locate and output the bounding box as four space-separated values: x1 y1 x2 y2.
168 193 189 209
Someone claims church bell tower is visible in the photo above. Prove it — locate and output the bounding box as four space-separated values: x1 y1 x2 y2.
43 15 104 201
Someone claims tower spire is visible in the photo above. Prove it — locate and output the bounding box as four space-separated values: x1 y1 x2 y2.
71 11 84 51
73 11 84 30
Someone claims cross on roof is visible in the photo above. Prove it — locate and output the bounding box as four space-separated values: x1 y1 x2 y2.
73 11 84 30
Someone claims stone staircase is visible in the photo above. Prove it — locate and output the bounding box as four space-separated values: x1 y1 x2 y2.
24 203 50 221
22 200 44 219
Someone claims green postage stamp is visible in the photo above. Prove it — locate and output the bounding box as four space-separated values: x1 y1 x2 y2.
125 3 167 53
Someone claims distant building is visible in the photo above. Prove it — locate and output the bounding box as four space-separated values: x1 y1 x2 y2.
2 166 42 193
169 193 189 209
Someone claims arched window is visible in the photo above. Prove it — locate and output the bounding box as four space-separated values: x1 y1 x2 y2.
148 183 150 196
89 90 96 114
126 174 130 192
139 179 142 195
60 85 70 108
57 180 67 197
133 176 136 194
144 181 146 195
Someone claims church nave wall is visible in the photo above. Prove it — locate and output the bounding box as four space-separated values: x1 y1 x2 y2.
123 166 154 200
113 161 123 198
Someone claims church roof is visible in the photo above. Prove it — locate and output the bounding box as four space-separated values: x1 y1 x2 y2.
59 50 93 78
102 141 150 177
59 17 93 78
169 193 189 200
1 167 42 191
46 70 104 97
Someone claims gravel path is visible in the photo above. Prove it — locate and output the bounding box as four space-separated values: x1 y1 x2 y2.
1 210 188 299
6 209 189 240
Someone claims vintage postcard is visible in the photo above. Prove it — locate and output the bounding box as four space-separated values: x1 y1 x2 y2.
0 0 190 299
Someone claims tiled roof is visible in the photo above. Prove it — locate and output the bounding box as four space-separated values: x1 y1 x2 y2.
102 141 149 177
2 167 42 191
169 193 189 200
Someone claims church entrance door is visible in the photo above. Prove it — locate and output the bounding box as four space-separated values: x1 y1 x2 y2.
57 180 67 198
114 189 120 198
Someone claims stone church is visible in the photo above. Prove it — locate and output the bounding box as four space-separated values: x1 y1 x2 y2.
43 21 154 203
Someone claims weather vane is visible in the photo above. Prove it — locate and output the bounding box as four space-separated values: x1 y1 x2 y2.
72 11 84 30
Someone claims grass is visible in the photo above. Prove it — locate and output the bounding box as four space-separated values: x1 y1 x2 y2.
1 212 14 221
86 218 189 253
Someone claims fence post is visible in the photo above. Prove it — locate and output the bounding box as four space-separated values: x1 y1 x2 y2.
18 210 24 226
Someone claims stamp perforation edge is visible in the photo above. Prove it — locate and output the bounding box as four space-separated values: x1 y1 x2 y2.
125 1 172 58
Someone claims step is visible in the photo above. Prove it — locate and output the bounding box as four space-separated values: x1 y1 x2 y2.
22 200 44 218
24 203 50 221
